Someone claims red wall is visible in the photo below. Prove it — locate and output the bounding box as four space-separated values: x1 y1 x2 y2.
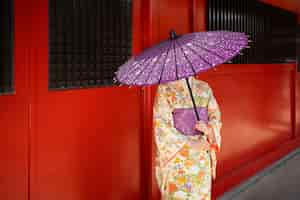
201 64 300 197
297 73 300 137
28 0 144 199
0 1 31 199
260 0 300 15
141 0 300 199
0 0 299 200
0 0 144 200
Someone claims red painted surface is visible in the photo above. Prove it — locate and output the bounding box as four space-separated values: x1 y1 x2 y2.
148 64 300 199
142 1 300 199
200 64 294 174
1 0 299 200
197 64 299 198
26 0 144 200
260 0 300 15
192 0 206 32
296 73 300 137
0 0 32 199
143 1 196 199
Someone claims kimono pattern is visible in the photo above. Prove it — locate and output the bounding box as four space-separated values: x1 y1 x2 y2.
153 76 222 200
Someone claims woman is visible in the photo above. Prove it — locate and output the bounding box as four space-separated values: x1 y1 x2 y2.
153 75 222 200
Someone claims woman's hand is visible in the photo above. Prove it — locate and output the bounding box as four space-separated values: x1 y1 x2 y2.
195 121 215 144
212 166 216 180
187 138 210 152
195 120 209 135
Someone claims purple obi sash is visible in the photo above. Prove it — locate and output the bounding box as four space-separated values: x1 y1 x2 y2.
172 107 208 136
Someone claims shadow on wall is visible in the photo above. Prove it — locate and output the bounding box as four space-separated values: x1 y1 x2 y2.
297 25 300 72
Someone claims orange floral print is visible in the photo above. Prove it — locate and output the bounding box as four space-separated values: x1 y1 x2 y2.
168 183 178 193
179 148 189 157
153 76 222 199
184 159 194 168
198 171 205 180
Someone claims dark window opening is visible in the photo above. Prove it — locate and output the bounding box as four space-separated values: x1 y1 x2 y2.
206 0 297 64
0 0 14 94
49 0 132 89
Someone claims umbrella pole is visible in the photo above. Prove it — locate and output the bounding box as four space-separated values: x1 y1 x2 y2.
185 78 204 135
185 78 199 120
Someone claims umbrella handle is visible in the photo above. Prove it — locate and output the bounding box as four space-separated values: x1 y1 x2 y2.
185 78 205 136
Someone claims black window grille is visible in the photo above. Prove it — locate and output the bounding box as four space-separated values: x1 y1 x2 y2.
0 0 14 94
49 0 132 89
206 0 297 64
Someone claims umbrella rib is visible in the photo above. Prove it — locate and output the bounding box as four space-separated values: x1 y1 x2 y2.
158 41 173 84
118 61 140 82
218 37 248 44
191 42 227 60
144 48 166 84
174 39 196 74
221 35 249 43
207 32 248 43
183 43 212 66
213 44 238 53
191 37 242 53
131 53 160 84
173 40 179 80
121 55 154 83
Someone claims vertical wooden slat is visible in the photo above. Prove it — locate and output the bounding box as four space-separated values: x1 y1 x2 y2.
212 0 216 30
208 0 211 30
221 0 225 30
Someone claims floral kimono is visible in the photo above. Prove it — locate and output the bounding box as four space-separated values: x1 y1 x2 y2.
153 76 222 200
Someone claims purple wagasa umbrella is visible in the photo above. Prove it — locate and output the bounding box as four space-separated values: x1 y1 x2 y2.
114 30 250 135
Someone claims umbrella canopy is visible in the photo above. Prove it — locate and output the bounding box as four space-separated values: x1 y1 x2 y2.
114 30 250 135
115 30 250 86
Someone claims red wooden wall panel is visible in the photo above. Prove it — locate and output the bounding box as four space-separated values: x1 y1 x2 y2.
297 18 300 139
296 73 300 137
260 0 300 15
143 1 300 199
26 0 144 199
0 0 32 199
1 0 299 199
197 64 299 197
199 64 294 176
143 0 196 199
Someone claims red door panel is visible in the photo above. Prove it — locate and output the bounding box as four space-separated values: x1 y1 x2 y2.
0 0 30 199
27 0 143 199
144 0 299 197
296 73 300 137
30 89 142 200
198 64 294 176
0 94 28 200
146 0 195 199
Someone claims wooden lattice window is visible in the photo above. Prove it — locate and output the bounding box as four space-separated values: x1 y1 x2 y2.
206 0 297 64
49 0 132 89
0 0 14 94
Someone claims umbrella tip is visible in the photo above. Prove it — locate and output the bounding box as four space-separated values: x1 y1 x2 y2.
113 77 119 83
169 29 178 40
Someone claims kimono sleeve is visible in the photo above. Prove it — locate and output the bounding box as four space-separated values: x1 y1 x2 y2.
207 86 222 152
153 85 188 164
